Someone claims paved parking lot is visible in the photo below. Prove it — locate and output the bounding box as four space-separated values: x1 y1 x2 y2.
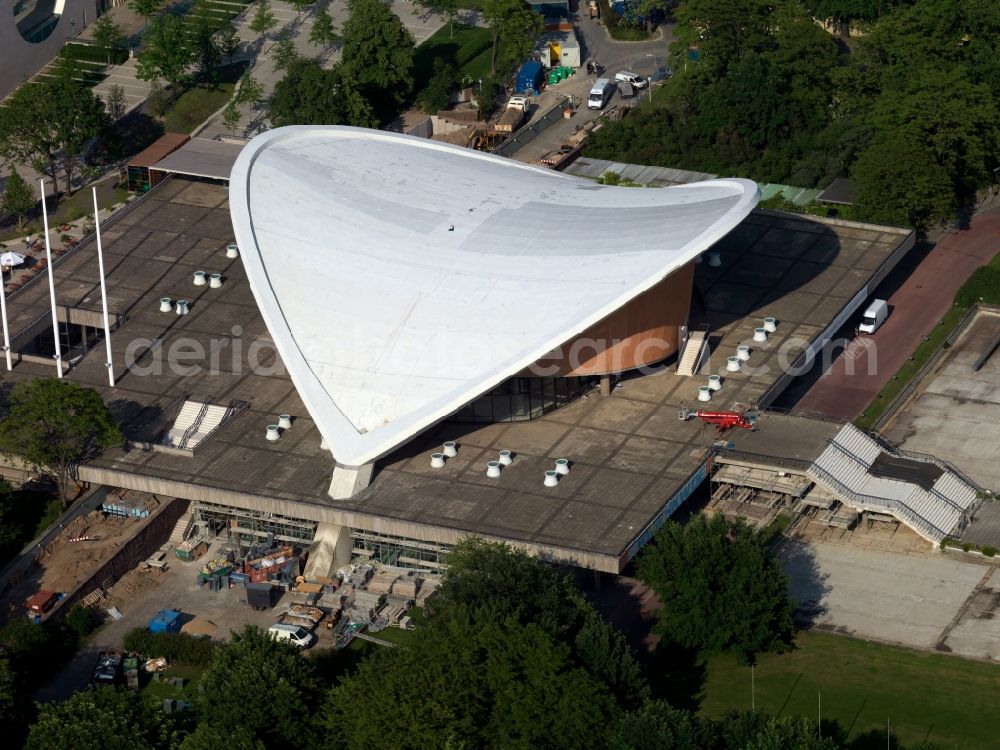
780 538 1000 662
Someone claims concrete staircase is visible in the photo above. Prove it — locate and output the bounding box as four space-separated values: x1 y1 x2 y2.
164 400 229 449
807 424 980 543
168 505 195 546
677 328 708 376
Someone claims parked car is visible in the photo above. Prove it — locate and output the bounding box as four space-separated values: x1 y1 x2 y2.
615 70 648 89
858 299 889 334
268 622 315 648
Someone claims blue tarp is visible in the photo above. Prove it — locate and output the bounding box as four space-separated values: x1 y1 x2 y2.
148 609 182 634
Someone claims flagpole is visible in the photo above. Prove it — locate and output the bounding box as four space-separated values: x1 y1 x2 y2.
92 189 115 387
39 180 63 378
0 265 10 371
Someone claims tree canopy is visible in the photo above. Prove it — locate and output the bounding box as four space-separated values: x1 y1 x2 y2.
585 0 1000 227
0 77 109 196
1 171 35 231
26 688 178 750
341 0 416 121
483 0 543 75
637 514 795 661
136 14 195 88
269 58 375 127
0 380 122 505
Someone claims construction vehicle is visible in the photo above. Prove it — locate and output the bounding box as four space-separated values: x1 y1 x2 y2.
696 410 758 433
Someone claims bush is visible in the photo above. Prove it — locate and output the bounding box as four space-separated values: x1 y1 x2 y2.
417 59 458 114
596 0 651 41
962 543 973 552
61 42 128 66
65 605 98 638
123 628 217 665
982 546 997 557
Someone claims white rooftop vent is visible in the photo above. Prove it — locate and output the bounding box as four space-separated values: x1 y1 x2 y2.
707 374 722 391
753 327 767 342
193 271 206 286
707 251 722 267
175 300 189 315
554 458 570 475
159 297 172 313
430 452 445 468
278 414 292 430
266 424 280 441
226 243 239 259
486 461 501 478
498 449 513 465
210 273 223 289
736 345 750 362
763 316 777 333
544 470 559 487
726 356 741 372
443 441 458 457
698 385 712 402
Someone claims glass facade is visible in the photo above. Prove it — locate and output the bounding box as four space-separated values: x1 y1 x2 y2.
350 529 450 570
450 375 596 423
193 501 318 545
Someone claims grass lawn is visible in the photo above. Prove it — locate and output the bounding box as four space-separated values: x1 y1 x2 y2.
160 62 248 134
140 663 206 702
413 24 493 94
699 631 1000 749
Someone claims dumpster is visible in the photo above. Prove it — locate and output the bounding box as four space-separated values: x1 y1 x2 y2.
148 609 182 634
515 61 544 94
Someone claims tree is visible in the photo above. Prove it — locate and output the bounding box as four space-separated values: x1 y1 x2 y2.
671 0 778 78
26 688 177 750
341 0 416 119
271 36 299 71
0 652 30 748
613 701 717 750
190 0 224 77
105 83 128 123
1 171 35 232
250 0 279 39
720 711 840 750
222 99 242 135
851 133 955 231
288 0 313 14
322 616 620 750
136 14 195 89
234 73 265 110
483 0 543 75
0 77 109 196
414 0 460 37
91 13 126 64
309 6 339 48
217 22 241 63
128 0 165 30
186 625 322 748
0 380 122 506
417 58 458 113
637 513 795 661
269 58 375 127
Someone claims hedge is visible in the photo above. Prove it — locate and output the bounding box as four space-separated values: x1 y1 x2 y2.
123 628 218 666
953 264 1000 308
61 42 129 67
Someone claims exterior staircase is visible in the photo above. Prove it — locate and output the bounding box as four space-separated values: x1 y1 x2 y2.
164 400 229 449
167 504 195 546
807 424 980 543
677 327 708 376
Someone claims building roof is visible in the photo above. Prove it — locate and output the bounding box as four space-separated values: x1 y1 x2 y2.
152 137 246 181
127 133 191 169
229 126 760 467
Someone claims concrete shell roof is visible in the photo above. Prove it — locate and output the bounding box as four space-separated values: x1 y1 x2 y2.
229 126 760 467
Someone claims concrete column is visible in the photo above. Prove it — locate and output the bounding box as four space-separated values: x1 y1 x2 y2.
600 374 612 396
327 462 374 500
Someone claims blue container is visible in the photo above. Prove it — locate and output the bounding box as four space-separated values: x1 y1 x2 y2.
148 609 182 634
515 61 544 94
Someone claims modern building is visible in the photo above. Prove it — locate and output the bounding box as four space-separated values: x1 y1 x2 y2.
0 128 922 574
0 0 102 100
229 126 760 497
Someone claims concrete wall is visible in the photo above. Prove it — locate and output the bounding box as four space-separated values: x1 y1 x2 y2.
1 0 101 100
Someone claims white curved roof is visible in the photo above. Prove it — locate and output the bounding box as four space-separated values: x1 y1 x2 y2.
229 126 759 467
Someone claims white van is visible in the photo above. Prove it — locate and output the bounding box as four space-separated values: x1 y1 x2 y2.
858 299 888 334
615 70 648 89
268 622 314 648
588 78 616 110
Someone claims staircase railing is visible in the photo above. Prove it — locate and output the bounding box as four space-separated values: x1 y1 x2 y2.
178 398 213 449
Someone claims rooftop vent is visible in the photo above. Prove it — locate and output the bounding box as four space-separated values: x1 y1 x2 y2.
431 452 446 468
443 441 458 457
486 461 501 478
266 424 280 441
544 470 559 487
226 244 239 259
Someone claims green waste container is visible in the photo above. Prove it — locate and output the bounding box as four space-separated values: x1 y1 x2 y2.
548 70 560 85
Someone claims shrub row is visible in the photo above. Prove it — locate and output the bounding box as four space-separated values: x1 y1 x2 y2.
123 628 218 665
941 537 998 557
61 42 129 67
596 0 651 42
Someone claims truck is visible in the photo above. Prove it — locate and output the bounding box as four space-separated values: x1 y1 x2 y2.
588 78 616 110
493 98 528 133
246 581 282 610
90 652 122 688
279 604 324 629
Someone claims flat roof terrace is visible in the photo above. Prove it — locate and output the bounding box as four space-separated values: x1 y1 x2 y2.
0 178 914 572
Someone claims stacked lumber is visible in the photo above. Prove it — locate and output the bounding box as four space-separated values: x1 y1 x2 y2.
392 575 420 599
367 569 398 595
